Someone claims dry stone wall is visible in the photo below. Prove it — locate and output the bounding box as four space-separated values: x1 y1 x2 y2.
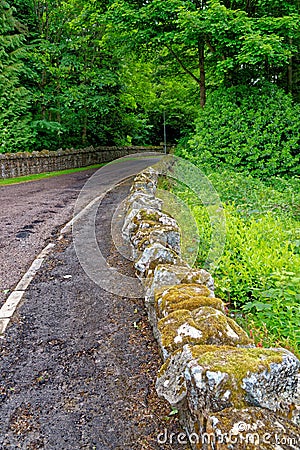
123 167 300 449
0 146 164 179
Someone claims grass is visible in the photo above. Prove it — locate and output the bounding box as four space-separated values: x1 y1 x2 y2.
0 164 106 186
168 164 300 356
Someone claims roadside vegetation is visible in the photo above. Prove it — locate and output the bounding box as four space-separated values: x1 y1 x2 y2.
0 164 105 186
170 168 300 356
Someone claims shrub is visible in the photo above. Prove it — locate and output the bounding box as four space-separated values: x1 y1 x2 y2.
181 84 300 179
171 169 300 355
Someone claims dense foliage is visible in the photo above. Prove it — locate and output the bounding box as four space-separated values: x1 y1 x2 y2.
0 0 34 152
178 84 300 179
0 0 300 154
171 171 300 355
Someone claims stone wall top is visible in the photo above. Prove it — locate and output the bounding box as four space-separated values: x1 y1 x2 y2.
0 145 165 179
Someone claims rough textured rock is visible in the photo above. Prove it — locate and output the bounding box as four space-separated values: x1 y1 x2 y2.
157 308 252 359
145 264 215 308
134 167 159 183
204 407 300 450
123 167 300 448
125 192 163 215
178 407 300 450
123 208 179 243
132 209 179 231
130 226 181 259
144 265 215 339
122 206 158 242
130 173 157 196
155 284 226 318
156 345 300 424
135 243 182 281
147 284 217 339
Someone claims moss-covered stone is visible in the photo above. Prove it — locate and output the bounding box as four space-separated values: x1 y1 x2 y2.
157 307 252 359
155 284 225 318
131 225 181 258
124 208 179 245
145 264 215 309
156 344 300 423
204 407 300 450
122 206 161 242
130 173 157 195
132 209 178 229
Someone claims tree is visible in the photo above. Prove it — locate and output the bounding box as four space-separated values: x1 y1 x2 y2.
184 84 300 179
108 0 300 106
0 0 35 152
17 0 146 150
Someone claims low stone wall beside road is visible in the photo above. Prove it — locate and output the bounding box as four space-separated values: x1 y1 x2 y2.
0 146 165 179
123 163 300 449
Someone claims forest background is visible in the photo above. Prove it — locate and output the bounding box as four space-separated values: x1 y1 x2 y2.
0 0 299 174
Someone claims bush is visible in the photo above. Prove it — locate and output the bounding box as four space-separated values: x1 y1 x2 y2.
181 84 300 179
170 169 300 355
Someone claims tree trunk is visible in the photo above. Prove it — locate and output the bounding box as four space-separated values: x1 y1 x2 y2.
198 40 206 108
288 38 293 94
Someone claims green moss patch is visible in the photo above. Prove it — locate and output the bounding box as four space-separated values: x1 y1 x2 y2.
156 283 224 318
158 307 252 356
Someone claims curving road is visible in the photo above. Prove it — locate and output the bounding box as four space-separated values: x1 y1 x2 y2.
0 169 99 307
0 156 186 449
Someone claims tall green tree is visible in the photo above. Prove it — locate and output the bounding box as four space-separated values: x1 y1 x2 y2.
16 0 148 150
0 0 34 152
108 0 300 106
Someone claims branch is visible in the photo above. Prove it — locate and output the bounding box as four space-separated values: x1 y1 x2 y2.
165 44 200 84
205 39 216 54
206 39 226 60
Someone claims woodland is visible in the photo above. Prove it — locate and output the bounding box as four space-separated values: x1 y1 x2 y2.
0 0 300 169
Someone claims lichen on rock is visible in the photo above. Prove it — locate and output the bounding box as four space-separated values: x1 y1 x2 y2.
133 167 159 185
156 344 300 423
135 243 183 281
122 206 158 242
130 225 181 259
123 208 179 244
133 209 179 229
204 407 300 450
145 264 215 308
130 172 158 195
124 168 300 446
125 192 163 216
157 307 252 359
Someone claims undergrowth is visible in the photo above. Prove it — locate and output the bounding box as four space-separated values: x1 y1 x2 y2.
168 167 300 356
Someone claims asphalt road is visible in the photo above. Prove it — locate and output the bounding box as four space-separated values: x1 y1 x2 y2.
0 169 97 306
2 155 299 449
0 154 163 306
0 157 186 449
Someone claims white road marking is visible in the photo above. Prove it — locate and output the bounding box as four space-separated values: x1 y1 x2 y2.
0 191 111 335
